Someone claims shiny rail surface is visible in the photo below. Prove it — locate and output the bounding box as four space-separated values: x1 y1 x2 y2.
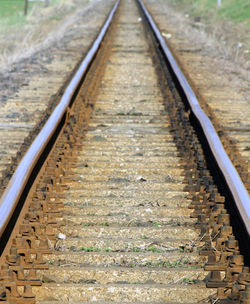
0 0 120 240
138 0 250 236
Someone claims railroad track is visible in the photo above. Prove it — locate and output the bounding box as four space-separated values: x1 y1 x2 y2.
0 0 249 303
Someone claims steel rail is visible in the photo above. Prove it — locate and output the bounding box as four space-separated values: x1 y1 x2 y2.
138 0 250 236
0 0 120 239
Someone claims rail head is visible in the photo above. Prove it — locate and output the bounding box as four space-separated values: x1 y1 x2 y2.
137 0 250 236
0 0 120 240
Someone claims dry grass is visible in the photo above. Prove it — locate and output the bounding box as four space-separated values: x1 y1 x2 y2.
159 0 250 80
0 0 102 71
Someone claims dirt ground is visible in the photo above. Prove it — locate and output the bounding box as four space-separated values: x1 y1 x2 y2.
0 0 88 70
160 0 250 72
0 0 114 193
0 0 114 104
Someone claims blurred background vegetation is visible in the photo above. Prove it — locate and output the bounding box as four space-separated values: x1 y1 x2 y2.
0 0 87 69
0 0 248 69
0 0 249 29
0 0 61 28
167 0 250 25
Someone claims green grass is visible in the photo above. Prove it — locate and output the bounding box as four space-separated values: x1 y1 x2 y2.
148 246 162 253
145 259 196 269
132 246 142 252
0 0 27 28
0 0 62 28
218 0 250 22
168 0 250 24
182 277 197 284
101 222 110 227
80 246 101 252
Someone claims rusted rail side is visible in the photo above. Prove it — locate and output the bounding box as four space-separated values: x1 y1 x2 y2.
0 0 120 240
138 0 250 236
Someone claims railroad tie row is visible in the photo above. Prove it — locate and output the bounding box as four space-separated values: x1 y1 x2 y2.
166 99 250 303
0 111 83 303
0 158 64 303
0 29 108 302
